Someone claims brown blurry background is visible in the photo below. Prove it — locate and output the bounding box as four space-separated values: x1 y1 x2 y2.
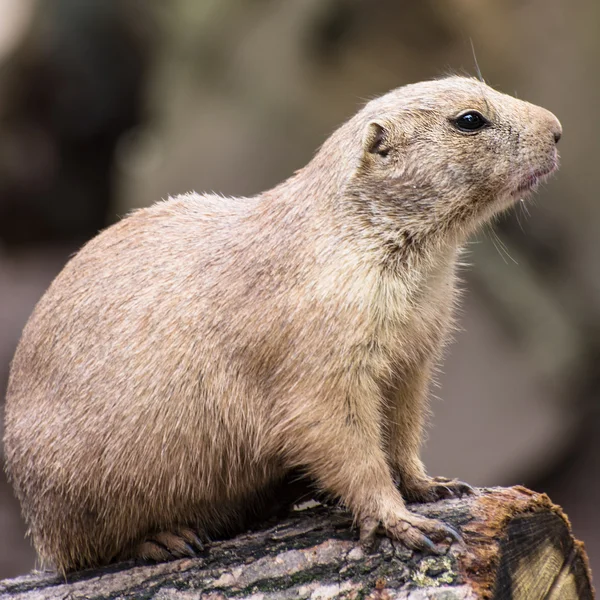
0 0 598 581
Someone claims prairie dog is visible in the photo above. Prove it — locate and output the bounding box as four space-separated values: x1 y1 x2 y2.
4 77 561 573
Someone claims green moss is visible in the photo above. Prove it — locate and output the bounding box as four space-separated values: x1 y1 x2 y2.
411 555 458 588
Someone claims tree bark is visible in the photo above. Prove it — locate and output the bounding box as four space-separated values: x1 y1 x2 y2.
0 487 594 599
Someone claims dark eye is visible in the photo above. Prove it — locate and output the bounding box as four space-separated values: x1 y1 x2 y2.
452 110 489 133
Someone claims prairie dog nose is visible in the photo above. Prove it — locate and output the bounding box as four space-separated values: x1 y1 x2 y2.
547 111 562 144
534 105 562 144
553 128 562 144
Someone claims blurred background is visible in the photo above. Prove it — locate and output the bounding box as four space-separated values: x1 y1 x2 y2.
0 0 598 581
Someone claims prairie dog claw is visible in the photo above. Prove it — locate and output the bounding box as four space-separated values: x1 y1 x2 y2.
401 476 475 504
359 511 462 554
133 527 204 562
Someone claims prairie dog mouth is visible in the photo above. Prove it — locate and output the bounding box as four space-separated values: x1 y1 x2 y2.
513 160 559 195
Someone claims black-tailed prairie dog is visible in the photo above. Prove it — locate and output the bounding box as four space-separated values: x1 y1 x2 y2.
4 76 562 573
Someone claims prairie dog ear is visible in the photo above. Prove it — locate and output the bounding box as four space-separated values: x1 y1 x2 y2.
363 121 391 157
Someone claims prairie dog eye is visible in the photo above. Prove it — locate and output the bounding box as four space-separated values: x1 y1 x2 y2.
452 110 489 133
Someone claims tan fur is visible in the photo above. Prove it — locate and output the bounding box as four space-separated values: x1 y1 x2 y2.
3 77 561 573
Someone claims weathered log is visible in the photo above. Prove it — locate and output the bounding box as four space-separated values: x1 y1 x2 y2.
0 487 594 599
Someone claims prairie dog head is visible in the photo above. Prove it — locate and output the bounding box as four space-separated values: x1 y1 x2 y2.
338 76 562 247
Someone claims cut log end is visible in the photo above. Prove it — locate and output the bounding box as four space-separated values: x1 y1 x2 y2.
0 487 594 599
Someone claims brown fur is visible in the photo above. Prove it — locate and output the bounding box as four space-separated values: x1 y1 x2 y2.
3 77 561 573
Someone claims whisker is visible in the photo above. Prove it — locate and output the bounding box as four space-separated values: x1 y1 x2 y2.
487 225 518 265
514 204 527 232
470 38 485 83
